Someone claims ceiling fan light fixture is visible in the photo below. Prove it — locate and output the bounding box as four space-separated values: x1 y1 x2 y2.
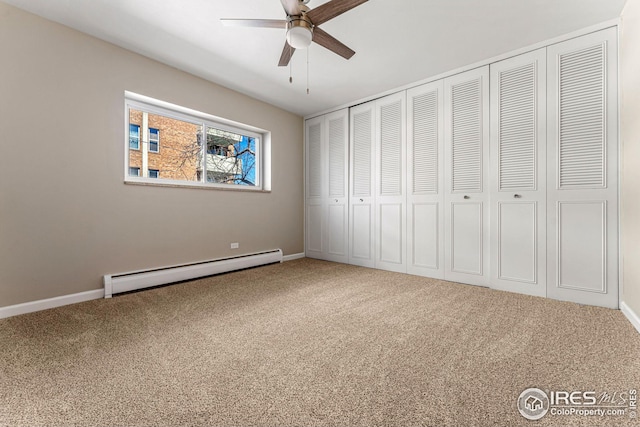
286 21 313 49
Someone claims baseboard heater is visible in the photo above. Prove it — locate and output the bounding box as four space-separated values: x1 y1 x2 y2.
103 249 283 298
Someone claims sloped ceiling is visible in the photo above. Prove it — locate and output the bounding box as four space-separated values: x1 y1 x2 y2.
1 0 627 116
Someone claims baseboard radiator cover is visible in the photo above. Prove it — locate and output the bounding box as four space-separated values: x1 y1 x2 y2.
103 249 283 298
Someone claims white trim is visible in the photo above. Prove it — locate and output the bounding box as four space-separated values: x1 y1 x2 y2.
303 125 307 256
1 251 298 319
125 91 267 135
126 97 265 141
305 18 621 120
621 301 640 335
0 289 104 320
617 23 623 308
283 253 305 262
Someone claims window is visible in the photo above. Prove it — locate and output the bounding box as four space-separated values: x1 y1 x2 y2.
129 124 140 150
149 128 159 153
125 92 269 191
129 167 140 176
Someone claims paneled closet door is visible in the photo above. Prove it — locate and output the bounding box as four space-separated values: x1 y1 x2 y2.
444 66 490 287
305 115 325 259
375 92 407 273
407 81 444 278
325 109 349 263
349 101 376 268
547 27 618 309
489 48 547 297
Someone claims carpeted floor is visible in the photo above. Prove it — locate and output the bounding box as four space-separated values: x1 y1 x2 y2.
0 258 639 427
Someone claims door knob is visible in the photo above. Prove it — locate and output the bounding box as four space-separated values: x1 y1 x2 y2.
463 195 470 199
335 199 338 202
359 198 363 202
514 194 522 198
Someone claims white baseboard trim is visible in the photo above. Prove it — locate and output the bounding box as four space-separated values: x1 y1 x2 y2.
283 253 305 262
621 301 640 335
0 254 305 320
0 289 104 320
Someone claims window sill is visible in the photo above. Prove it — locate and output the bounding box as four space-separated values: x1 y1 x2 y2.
124 177 269 192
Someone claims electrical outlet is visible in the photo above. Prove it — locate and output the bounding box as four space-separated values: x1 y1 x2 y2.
230 242 239 249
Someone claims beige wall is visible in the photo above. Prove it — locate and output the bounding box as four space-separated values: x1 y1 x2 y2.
0 3 304 307
621 0 640 317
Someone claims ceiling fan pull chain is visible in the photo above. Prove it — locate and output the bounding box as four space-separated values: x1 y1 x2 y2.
289 44 294 83
306 48 310 94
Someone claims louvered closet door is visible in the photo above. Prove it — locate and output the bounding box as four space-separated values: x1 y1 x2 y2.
444 66 490 286
305 115 325 259
325 109 349 263
407 81 444 278
547 27 618 309
489 49 547 297
349 101 376 268
375 92 407 273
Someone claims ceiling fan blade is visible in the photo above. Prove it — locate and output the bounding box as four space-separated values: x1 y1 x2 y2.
306 0 368 26
220 19 287 29
312 27 355 60
280 0 301 16
278 41 296 66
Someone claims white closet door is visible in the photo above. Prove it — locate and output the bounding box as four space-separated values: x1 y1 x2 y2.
325 109 349 263
349 101 376 268
375 92 407 273
407 80 444 278
444 66 490 286
305 116 325 259
489 48 547 297
547 27 618 309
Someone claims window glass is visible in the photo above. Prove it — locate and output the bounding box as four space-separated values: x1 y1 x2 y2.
205 128 257 186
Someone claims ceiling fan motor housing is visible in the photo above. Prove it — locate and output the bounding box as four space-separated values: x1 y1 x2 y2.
286 10 313 49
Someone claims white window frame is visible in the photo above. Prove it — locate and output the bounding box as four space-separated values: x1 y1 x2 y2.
124 91 271 192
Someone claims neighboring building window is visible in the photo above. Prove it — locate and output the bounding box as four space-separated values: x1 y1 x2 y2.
125 92 269 191
149 128 159 153
130 124 140 150
129 167 140 176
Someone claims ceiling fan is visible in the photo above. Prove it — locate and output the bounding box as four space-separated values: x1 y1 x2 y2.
221 0 368 67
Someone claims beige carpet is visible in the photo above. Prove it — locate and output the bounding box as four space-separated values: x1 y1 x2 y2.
1 258 639 427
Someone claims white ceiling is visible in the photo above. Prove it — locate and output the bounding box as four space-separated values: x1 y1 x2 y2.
2 0 627 116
